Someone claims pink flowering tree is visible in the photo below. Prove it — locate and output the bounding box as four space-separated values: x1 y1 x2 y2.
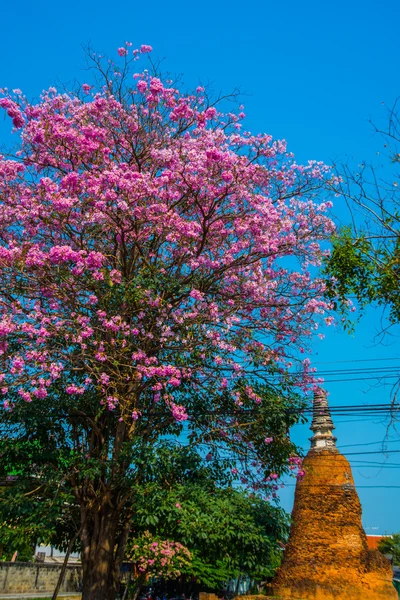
0 43 334 600
128 531 192 598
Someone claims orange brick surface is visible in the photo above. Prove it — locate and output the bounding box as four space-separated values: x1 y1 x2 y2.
271 448 397 600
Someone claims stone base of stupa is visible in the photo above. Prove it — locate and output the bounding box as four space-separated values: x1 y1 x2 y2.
271 448 397 600
271 567 397 599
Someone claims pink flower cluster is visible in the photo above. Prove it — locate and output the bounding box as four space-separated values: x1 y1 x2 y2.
0 98 25 128
130 532 191 579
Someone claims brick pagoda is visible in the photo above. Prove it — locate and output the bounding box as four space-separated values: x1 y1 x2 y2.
271 389 397 600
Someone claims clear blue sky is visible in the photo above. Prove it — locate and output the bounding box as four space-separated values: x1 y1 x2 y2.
1 0 399 533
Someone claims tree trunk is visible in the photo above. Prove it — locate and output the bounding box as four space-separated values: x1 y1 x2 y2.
74 417 134 600
82 559 117 600
80 506 131 600
52 529 80 600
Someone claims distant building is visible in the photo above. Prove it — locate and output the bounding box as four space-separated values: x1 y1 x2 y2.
367 535 387 551
34 544 80 564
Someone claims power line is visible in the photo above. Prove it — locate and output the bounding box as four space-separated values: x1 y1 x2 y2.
284 484 400 489
304 463 400 468
292 366 400 376
318 449 400 456
301 375 399 383
178 403 400 417
334 418 391 423
303 403 396 411
339 439 400 448
312 357 400 365
205 450 400 464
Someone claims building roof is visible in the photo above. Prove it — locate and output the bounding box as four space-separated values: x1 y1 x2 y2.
366 535 386 550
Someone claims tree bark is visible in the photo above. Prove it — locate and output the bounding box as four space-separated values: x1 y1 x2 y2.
73 411 134 600
52 529 80 600
80 505 131 600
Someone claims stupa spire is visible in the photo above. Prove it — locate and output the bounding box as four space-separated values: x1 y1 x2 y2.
309 388 337 449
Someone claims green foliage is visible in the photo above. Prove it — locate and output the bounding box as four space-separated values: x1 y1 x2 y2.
0 393 289 582
324 227 400 327
378 533 400 565
324 103 400 330
0 386 293 581
130 482 288 586
0 516 35 562
0 395 85 555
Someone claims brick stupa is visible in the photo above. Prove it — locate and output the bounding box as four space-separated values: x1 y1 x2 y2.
272 389 396 600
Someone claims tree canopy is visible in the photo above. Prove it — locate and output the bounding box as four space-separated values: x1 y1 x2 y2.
0 42 333 600
378 534 400 566
324 100 400 329
0 421 290 592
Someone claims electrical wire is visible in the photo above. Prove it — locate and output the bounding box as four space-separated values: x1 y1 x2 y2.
339 439 400 448
312 357 400 365
284 484 400 488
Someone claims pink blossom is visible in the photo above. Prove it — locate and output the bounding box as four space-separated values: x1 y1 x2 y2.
221 171 233 183
137 80 148 93
106 395 118 409
0 57 335 500
11 356 24 374
140 45 153 53
118 47 128 57
65 385 85 395
149 78 163 94
100 372 110 385
18 389 32 402
169 402 188 422
110 269 122 284
0 98 25 128
205 107 217 120
189 289 204 301
33 387 48 398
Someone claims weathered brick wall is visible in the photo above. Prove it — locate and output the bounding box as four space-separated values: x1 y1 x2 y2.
272 448 397 600
0 561 82 594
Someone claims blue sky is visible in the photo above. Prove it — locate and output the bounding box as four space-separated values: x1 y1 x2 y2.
1 0 400 532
